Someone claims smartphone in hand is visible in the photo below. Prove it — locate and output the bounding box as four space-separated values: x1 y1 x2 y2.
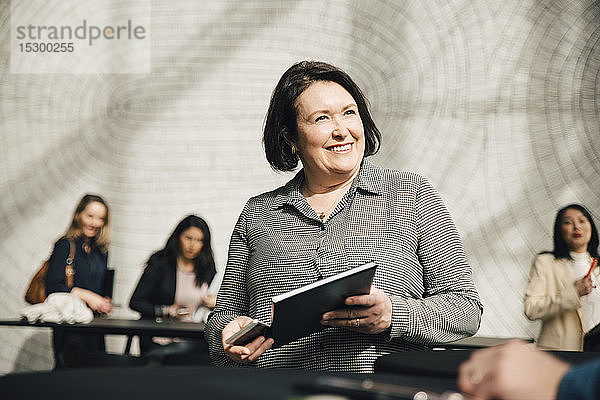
225 319 270 346
177 307 190 316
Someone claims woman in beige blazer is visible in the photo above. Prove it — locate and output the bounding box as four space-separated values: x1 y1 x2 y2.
524 204 600 351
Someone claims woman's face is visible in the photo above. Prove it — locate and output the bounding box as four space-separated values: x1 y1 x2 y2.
77 201 107 239
293 81 365 182
179 226 204 260
561 208 592 253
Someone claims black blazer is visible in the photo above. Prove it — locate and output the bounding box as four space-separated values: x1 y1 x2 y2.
129 256 177 318
129 256 181 354
129 255 215 354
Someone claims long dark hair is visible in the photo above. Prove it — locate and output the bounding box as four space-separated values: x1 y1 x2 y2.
263 60 381 171
147 215 216 286
550 204 599 259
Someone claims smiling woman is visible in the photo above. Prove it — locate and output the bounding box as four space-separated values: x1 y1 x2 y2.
524 204 600 351
45 194 113 367
204 60 483 372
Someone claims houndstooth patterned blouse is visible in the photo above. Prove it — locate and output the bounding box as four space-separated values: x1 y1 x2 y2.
205 160 482 372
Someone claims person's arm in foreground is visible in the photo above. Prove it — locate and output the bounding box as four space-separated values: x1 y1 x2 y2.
458 339 600 400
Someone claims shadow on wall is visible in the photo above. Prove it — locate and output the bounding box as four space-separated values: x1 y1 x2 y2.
11 331 54 373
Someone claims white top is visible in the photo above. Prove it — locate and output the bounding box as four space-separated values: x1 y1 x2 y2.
570 252 600 333
152 270 209 345
174 268 208 321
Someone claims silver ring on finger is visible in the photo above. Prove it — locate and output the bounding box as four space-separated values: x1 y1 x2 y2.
355 318 360 327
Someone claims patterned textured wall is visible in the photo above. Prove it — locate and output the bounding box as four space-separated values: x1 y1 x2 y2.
1 0 599 374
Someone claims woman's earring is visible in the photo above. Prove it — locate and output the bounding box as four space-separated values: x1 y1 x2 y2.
291 145 297 155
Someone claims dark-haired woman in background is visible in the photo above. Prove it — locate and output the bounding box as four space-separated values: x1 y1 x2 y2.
524 204 600 351
130 215 217 355
46 194 113 367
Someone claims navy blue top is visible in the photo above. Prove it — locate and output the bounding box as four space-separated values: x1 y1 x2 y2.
45 237 108 296
557 358 600 400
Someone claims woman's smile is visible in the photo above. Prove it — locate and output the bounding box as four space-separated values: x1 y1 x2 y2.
327 143 353 153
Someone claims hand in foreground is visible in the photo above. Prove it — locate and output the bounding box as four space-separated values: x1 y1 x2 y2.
320 286 392 334
574 275 595 297
72 287 113 314
222 316 273 364
457 339 570 400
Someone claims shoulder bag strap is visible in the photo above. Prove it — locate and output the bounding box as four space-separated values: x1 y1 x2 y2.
65 239 76 288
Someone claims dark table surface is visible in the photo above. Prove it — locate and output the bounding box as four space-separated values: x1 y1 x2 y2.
0 364 461 400
0 317 205 338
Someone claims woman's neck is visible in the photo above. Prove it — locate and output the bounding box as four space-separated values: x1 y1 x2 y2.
570 249 589 257
570 246 588 254
77 235 93 253
75 230 94 243
301 167 360 222
177 256 195 273
302 167 360 195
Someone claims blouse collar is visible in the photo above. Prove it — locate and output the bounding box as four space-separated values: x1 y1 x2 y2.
270 158 383 214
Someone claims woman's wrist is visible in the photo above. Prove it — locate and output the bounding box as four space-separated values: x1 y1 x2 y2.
154 305 162 317
153 305 171 317
70 287 88 302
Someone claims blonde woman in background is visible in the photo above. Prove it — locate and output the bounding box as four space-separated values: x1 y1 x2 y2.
46 194 113 367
